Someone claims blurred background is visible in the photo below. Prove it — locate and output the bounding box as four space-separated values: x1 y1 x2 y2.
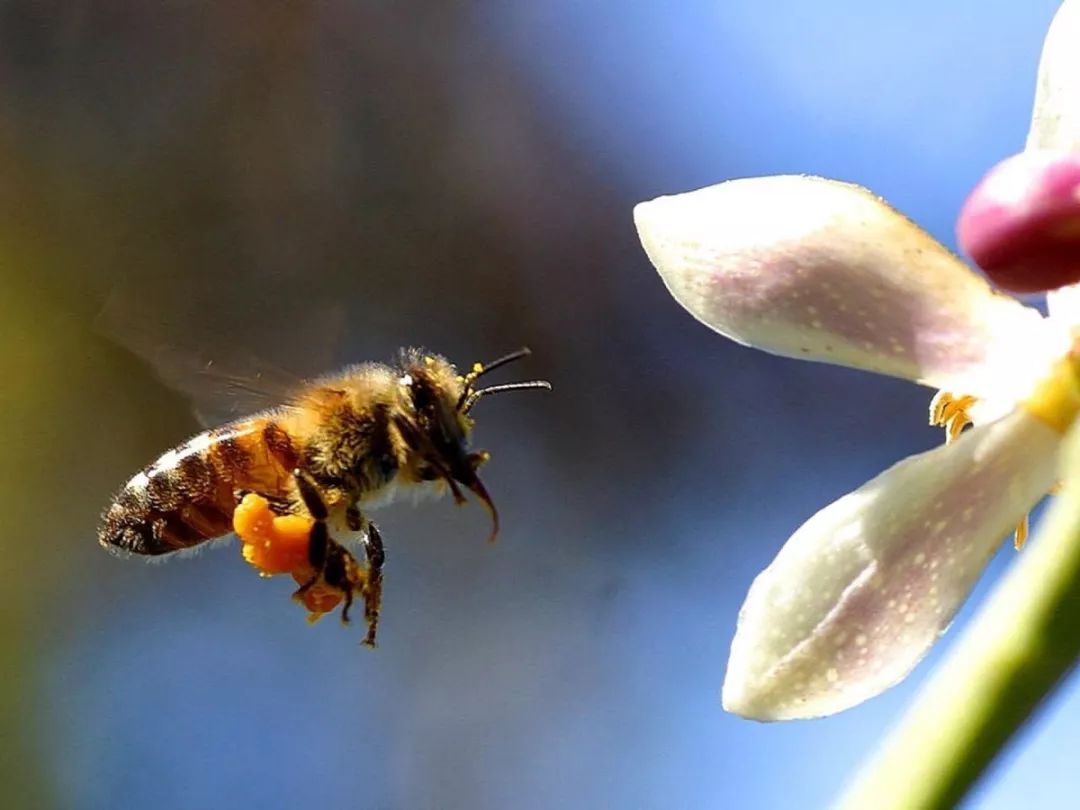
0 1 1073 808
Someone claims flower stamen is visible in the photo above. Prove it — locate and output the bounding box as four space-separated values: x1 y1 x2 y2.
929 391 977 444
930 391 1033 549
1014 514 1029 550
1009 350 1080 551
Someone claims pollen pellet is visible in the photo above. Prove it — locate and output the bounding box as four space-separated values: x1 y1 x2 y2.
234 493 313 575
233 493 345 615
291 573 345 616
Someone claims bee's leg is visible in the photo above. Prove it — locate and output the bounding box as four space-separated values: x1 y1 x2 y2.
322 541 357 624
291 468 330 598
293 468 330 522
342 497 383 645
340 580 355 623
346 502 364 532
361 522 385 647
291 521 330 599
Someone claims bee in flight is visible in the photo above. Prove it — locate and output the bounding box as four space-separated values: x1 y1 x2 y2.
99 347 550 646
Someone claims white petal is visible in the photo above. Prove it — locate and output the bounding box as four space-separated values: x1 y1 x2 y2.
635 177 1053 400
722 407 1059 721
1048 282 1080 328
1027 0 1080 152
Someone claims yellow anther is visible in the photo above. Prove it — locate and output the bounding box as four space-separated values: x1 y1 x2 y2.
928 390 950 425
929 391 976 445
942 395 977 424
1013 515 1029 550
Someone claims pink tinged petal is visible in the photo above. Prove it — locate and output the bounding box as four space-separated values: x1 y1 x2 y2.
634 177 1050 400
957 151 1080 293
1027 0 1080 153
722 408 1059 721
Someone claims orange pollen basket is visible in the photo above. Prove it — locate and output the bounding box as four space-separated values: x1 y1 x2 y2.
233 493 344 616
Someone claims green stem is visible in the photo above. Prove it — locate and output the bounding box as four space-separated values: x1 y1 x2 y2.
839 429 1080 810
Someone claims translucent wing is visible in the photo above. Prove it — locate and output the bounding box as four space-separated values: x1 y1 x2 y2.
96 286 346 427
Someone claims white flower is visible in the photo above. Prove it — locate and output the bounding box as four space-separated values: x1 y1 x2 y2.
632 0 1080 721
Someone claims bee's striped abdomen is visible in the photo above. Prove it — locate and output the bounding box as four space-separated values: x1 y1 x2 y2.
99 418 301 556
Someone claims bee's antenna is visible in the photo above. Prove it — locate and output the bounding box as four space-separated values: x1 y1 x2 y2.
458 347 538 409
474 347 532 379
463 380 552 412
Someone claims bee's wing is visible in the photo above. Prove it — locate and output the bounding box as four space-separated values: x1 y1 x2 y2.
96 287 345 428
136 346 302 428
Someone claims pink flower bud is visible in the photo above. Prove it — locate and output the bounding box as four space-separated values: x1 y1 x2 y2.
957 151 1080 293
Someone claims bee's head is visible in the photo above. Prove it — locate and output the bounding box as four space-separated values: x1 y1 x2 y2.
397 348 550 542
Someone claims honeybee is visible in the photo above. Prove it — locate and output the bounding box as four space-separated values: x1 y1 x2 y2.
99 347 550 645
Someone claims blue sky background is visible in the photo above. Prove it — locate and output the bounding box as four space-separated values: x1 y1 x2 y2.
10 2 1078 808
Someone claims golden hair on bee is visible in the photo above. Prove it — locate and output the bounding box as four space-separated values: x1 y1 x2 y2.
99 346 550 646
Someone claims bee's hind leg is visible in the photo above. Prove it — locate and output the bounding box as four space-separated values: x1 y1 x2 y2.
293 471 381 645
361 522 385 647
322 541 357 623
342 499 385 646
291 468 331 599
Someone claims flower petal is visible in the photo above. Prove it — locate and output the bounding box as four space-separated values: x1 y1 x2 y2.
635 177 1050 399
1048 282 1080 328
1027 0 1080 152
722 407 1059 721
